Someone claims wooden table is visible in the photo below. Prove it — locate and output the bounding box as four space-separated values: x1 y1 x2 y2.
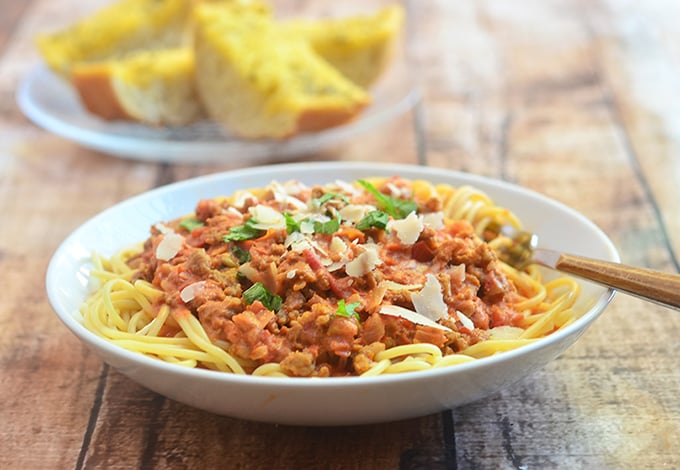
2 0 679 468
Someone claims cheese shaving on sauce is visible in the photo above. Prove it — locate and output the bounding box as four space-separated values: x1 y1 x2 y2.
489 326 524 339
389 211 424 245
339 204 377 223
345 245 381 277
456 310 475 331
232 191 257 209
410 274 448 322
379 305 452 332
380 280 423 291
180 281 207 303
330 236 348 255
249 204 285 230
154 223 173 235
422 211 444 230
155 232 184 261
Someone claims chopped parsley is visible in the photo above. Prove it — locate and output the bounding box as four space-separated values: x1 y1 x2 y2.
358 180 418 219
179 217 204 232
356 210 389 231
223 219 263 242
243 282 282 312
335 299 361 321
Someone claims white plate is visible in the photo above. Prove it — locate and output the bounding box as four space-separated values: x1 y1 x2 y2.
17 66 420 163
46 162 618 425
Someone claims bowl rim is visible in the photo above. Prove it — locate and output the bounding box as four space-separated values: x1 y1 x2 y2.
46 161 618 389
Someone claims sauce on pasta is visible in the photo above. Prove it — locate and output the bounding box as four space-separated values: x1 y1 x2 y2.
82 177 580 377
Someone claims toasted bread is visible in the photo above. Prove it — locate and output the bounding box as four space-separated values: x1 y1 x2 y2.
36 0 191 77
71 48 204 126
193 3 371 139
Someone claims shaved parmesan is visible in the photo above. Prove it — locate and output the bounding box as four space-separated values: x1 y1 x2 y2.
270 181 308 210
456 310 475 331
249 204 285 229
332 179 360 196
330 236 348 255
286 196 308 211
154 223 173 235
279 180 308 196
285 232 328 257
155 232 184 261
233 191 257 209
380 280 423 291
410 274 448 322
339 204 377 223
326 261 348 272
238 263 258 282
380 305 452 332
285 232 313 253
180 281 207 303
267 181 307 210
422 211 444 230
227 207 242 216
345 245 381 277
489 325 524 339
451 263 466 284
389 211 424 245
300 220 316 234
386 182 409 199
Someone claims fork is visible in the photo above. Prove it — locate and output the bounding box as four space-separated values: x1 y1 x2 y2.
495 225 680 311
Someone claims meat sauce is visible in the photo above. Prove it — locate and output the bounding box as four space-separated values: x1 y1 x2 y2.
128 178 524 377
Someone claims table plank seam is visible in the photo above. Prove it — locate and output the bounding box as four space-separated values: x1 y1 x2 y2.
599 72 680 272
75 363 109 470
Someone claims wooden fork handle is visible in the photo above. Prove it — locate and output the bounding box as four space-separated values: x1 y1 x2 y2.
554 253 680 310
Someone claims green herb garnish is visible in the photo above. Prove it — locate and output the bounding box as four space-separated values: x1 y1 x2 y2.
243 282 282 312
335 299 361 321
230 245 251 264
356 210 389 231
314 192 349 206
284 213 301 234
358 180 418 219
223 219 263 242
313 217 340 235
179 217 204 232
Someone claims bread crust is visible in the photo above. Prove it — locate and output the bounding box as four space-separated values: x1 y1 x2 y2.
71 66 135 121
296 105 367 134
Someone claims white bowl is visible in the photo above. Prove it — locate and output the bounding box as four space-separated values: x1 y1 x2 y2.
46 162 618 425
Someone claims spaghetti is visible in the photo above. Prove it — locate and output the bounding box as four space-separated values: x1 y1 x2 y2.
81 177 580 377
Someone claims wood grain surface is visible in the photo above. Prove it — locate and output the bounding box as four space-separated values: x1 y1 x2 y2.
1 0 679 469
